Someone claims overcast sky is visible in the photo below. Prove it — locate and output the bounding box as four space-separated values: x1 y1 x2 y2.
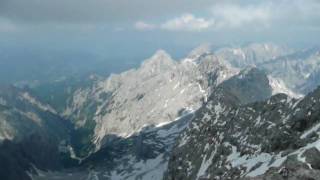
1 0 320 59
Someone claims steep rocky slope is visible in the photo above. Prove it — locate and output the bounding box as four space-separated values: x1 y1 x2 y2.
165 82 320 179
0 86 73 180
64 49 239 154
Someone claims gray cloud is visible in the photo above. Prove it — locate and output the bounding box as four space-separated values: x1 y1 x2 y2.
1 0 320 33
0 0 319 50
0 0 215 23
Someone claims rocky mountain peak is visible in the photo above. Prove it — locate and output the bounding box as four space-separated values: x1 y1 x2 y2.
143 49 174 65
141 49 176 74
153 49 171 57
187 44 212 59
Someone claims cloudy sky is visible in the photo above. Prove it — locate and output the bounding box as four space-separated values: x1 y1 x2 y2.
1 0 320 59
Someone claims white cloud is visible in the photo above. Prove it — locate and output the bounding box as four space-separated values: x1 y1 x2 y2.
210 0 320 29
132 0 320 33
134 21 156 31
161 14 213 32
211 3 271 29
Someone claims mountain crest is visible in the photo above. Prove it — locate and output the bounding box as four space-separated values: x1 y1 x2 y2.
141 49 175 73
187 44 211 58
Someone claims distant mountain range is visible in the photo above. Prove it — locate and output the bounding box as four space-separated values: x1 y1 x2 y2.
0 43 320 180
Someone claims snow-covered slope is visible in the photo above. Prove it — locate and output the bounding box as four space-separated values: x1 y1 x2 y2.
261 48 320 94
268 76 303 98
215 43 293 69
216 44 320 95
166 83 320 179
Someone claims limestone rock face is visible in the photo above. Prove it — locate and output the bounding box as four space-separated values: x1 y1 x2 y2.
65 49 238 151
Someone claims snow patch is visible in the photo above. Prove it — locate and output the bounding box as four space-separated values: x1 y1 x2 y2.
196 148 217 179
268 76 303 98
300 121 320 139
20 92 57 114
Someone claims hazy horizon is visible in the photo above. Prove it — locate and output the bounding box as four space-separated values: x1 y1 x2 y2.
1 0 320 84
1 0 320 61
